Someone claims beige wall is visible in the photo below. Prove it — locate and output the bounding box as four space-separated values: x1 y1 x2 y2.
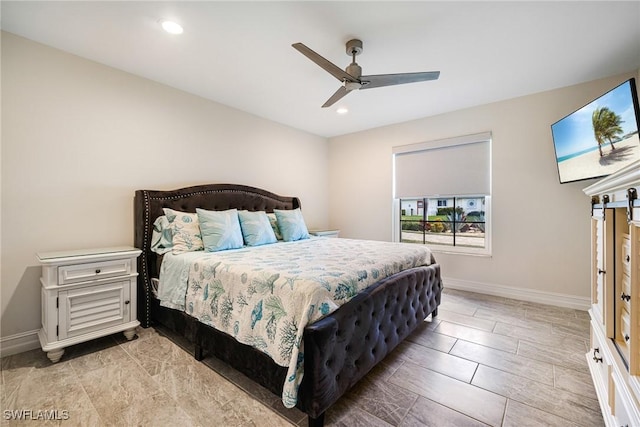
328 71 639 300
0 33 329 337
2 29 638 340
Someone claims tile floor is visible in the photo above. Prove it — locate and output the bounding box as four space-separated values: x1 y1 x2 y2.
1 288 603 426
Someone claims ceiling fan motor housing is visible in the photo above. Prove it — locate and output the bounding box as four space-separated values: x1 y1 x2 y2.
346 63 362 78
345 39 363 56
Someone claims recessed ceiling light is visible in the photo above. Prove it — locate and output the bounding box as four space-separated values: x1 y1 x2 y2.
336 107 349 115
161 20 183 35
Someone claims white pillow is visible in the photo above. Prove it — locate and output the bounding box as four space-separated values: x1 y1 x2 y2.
267 213 283 240
163 208 204 254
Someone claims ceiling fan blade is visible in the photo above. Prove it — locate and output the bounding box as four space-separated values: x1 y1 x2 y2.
360 71 440 90
292 43 358 83
322 86 352 108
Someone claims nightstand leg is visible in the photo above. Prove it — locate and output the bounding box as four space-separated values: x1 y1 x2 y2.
123 328 137 341
46 349 64 363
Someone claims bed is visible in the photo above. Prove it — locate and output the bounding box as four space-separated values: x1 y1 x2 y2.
134 183 442 427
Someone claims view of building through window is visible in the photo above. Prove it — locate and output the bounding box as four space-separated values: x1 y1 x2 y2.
400 197 486 248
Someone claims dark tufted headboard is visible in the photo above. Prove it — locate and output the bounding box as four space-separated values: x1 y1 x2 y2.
133 183 301 327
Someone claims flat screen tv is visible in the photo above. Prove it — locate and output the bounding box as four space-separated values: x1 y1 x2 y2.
551 78 640 184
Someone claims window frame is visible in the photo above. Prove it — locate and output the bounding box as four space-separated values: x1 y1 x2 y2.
392 132 492 256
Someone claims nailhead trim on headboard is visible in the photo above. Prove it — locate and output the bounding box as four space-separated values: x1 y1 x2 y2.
142 190 151 327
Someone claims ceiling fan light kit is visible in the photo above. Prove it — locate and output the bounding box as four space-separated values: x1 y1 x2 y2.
292 39 440 108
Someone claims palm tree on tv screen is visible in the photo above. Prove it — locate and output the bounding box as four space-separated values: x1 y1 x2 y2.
592 107 624 156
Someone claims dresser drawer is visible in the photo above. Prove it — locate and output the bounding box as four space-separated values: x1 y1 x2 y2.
622 234 631 277
590 327 611 403
58 258 132 285
618 309 631 362
621 274 631 313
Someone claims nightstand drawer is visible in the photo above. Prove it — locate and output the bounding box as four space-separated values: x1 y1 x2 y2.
58 258 132 285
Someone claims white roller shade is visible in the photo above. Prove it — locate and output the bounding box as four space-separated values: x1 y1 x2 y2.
393 132 491 198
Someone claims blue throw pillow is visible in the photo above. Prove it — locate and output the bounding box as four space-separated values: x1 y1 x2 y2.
238 211 277 246
196 208 244 252
274 208 310 242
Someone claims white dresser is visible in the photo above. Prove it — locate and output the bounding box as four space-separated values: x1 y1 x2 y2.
37 246 141 363
584 160 640 426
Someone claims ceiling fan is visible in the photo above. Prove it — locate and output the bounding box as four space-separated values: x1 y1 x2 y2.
292 39 440 108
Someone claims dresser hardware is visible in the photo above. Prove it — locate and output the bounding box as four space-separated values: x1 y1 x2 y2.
625 335 630 342
627 255 631 262
95 269 101 274
628 188 637 222
593 348 603 363
598 269 605 275
621 293 631 302
125 300 130 305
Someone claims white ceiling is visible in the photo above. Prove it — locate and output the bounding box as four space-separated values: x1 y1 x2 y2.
2 1 639 137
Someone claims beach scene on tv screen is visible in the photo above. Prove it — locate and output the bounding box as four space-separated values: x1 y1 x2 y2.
553 80 640 183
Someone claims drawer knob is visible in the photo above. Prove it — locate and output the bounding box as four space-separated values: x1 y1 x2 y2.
625 334 630 342
125 300 130 305
593 348 603 363
95 269 101 274
621 293 631 302
598 269 605 275
627 255 631 262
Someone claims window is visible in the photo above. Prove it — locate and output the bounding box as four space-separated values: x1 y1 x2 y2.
399 197 487 248
392 132 491 255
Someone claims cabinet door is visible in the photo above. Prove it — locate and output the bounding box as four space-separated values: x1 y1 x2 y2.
59 281 131 339
593 216 605 321
630 223 640 376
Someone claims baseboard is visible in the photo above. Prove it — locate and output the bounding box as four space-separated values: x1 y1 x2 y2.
0 329 40 358
443 277 591 311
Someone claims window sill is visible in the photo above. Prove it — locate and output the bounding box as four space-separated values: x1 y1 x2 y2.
428 245 492 257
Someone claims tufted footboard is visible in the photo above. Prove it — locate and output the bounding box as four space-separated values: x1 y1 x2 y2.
297 264 442 425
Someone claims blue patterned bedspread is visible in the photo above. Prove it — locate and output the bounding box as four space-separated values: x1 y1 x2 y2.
158 237 433 408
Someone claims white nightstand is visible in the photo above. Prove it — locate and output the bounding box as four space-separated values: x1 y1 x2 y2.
37 246 141 363
309 229 340 238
